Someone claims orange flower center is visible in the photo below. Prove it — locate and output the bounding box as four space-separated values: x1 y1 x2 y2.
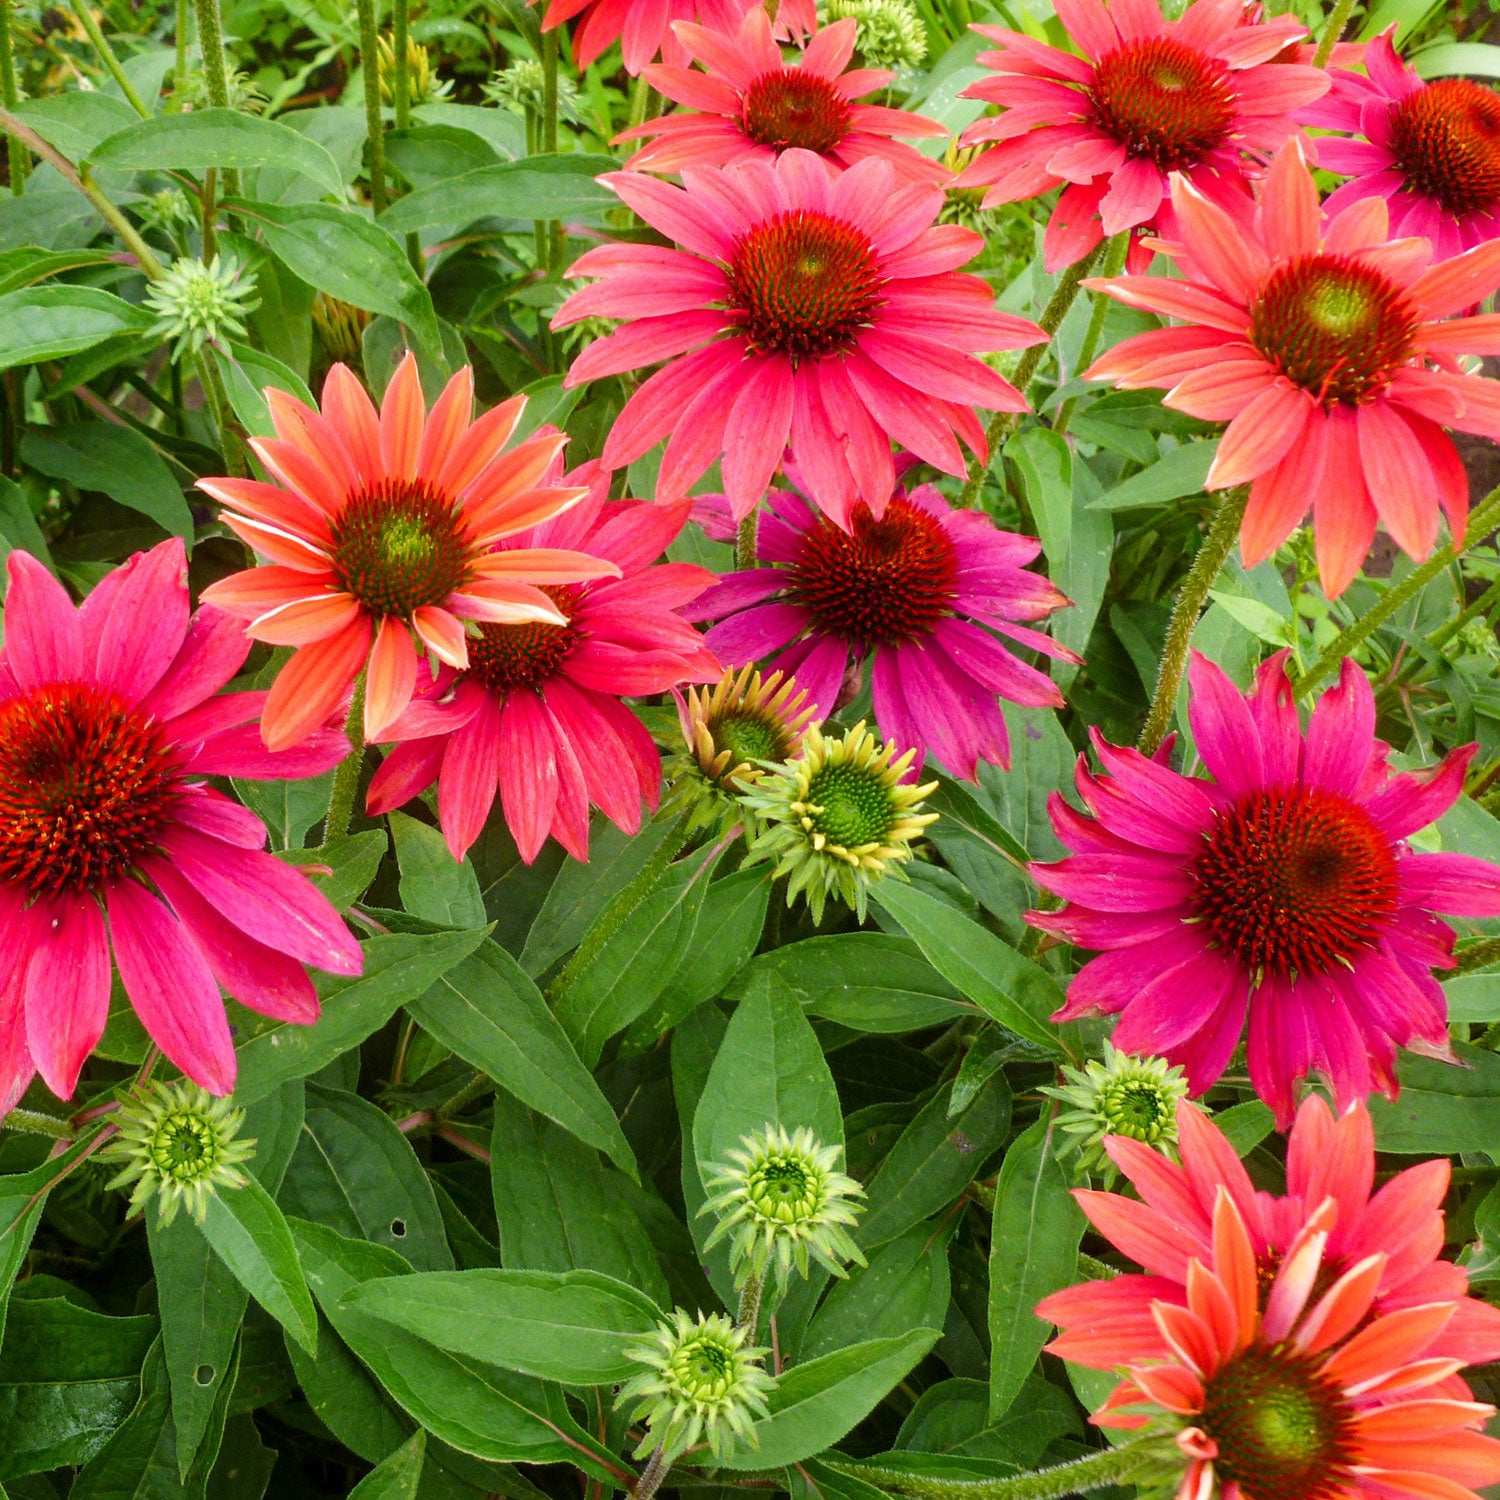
1089 39 1235 170
1390 78 1500 217
784 496 957 649
728 210 884 361
1200 1345 1355 1500
330 480 470 618
466 586 579 692
741 70 854 155
1191 785 1398 981
1248 254 1419 406
0 683 181 897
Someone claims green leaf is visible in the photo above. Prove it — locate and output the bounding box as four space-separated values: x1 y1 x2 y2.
0 1298 158 1478
406 940 637 1180
1412 40 1500 78
280 1082 454 1272
11 93 139 159
392 811 487 928
291 1220 621 1477
1086 440 1215 511
987 1117 1085 1420
719 1329 942 1470
896 1374 1080 1465
231 926 491 1105
234 200 440 355
0 286 151 369
377 155 616 233
20 423 193 542
1369 1044 1500 1153
198 1174 319 1355
340 1268 663 1386
281 829 389 913
349 1430 426 1500
858 1080 1011 1250
215 340 315 437
89 109 343 196
872 882 1065 1055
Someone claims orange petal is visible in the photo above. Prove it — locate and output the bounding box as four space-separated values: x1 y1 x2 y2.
467 485 591 546
411 605 470 669
379 351 424 480
261 617 371 752
1210 1189 1257 1349
322 363 383 483
202 565 339 618
1325 1303 1463 1391
450 580 567 627
266 386 360 497
435 394 527 497
198 475 331 543
462 431 569 515
221 513 333 572
417 365 474 482
249 592 362 647
248 435 347 517
1294 1252 1387 1356
468 547 621 584
364 616 419 741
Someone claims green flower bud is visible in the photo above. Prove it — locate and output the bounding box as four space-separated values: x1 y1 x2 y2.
143 254 258 360
1042 1044 1190 1184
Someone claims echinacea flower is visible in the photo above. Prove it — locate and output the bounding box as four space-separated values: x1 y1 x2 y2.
1042 1043 1188 1184
1042 1095 1500 1385
0 542 360 1114
1028 651 1500 1126
365 464 719 864
199 354 616 749
617 11 948 184
103 1079 255 1226
688 474 1073 777
701 1123 866 1289
957 0 1327 271
1305 31 1500 259
617 1310 774 1461
668 664 820 836
555 149 1045 525
1085 140 1500 596
1038 1104 1500 1500
739 720 938 921
534 0 754 74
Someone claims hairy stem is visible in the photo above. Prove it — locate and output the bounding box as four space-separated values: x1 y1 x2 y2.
735 509 759 571
391 0 422 275
633 1445 673 1500
0 0 28 192
193 0 240 195
736 1272 764 1336
354 0 387 215
1052 231 1129 437
195 349 245 477
5 1108 74 1139
69 0 151 116
1138 485 1249 754
1292 483 1500 698
323 676 368 842
173 0 190 107
1313 0 1358 68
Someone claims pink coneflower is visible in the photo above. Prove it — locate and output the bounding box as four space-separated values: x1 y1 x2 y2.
1304 31 1500 259
956 0 1328 271
1029 650 1500 1126
1085 139 1500 596
366 464 719 863
0 541 361 1115
535 0 752 73
556 150 1045 525
1038 1100 1500 1500
1043 1097 1500 1383
616 11 948 183
199 355 619 750
687 470 1073 778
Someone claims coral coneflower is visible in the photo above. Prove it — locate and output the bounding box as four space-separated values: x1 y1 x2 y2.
1085 140 1500 596
688 472 1073 778
617 11 948 183
1028 651 1500 1126
365 464 719 864
1039 1105 1500 1500
1305 30 1500 259
1043 1096 1500 1384
956 0 1328 271
555 149 1045 526
535 0 753 74
199 355 618 750
0 542 360 1115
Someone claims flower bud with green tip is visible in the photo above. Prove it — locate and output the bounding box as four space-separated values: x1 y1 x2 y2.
701 1123 866 1291
143 254 258 361
822 0 926 70
615 1309 774 1463
1042 1044 1189 1185
484 57 580 122
737 721 937 922
102 1080 255 1226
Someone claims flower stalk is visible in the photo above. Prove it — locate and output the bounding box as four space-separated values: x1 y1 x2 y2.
1313 0 1358 68
355 0 388 215
68 0 151 118
193 0 240 195
1052 231 1129 437
1137 484 1250 754
323 675 368 842
0 0 28 193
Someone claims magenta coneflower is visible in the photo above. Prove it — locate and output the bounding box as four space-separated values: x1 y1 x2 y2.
556 149 1044 525
1305 31 1500 259
687 469 1073 778
366 463 719 863
535 0 753 73
617 11 948 183
956 0 1328 271
1029 651 1500 1126
1085 139 1500 596
0 542 361 1115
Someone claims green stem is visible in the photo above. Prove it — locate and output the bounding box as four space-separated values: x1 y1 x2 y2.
192 0 240 196
1383 575 1500 699
323 676 368 842
0 0 27 194
69 0 151 116
1076 1251 1119 1279
541 28 563 275
1454 937 1500 976
5 1108 74 1139
1052 231 1129 437
1138 485 1250 754
959 244 1104 507
391 0 422 275
172 0 190 107
1313 0 1357 68
626 74 650 130
736 1272 764 1336
1292 483 1500 698
735 510 759 571
633 1444 673 1500
355 0 387 215
828 1437 1169 1500
196 348 244 476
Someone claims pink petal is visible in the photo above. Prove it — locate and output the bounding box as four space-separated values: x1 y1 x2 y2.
23 896 109 1100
